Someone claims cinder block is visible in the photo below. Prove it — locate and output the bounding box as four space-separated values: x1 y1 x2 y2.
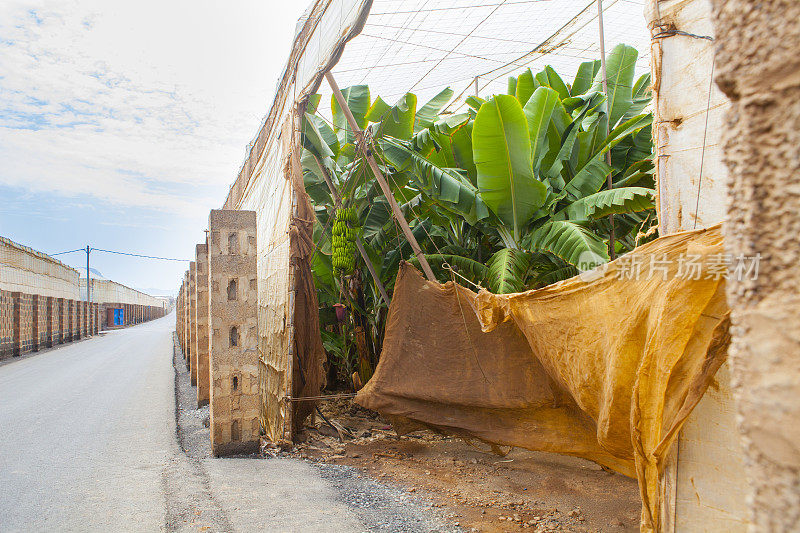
208 209 259 456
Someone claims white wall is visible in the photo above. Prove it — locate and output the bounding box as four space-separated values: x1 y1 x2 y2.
80 278 165 307
647 1 749 531
0 236 80 299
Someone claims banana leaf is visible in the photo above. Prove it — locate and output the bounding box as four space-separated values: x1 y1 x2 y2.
331 85 370 145
473 95 546 241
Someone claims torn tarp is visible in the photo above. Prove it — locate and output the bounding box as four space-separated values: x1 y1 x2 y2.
356 225 729 532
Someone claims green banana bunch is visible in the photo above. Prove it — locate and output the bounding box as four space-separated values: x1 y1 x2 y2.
331 206 361 274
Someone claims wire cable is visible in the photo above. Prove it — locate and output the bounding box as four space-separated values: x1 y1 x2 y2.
50 248 85 256
90 248 190 262
693 57 716 229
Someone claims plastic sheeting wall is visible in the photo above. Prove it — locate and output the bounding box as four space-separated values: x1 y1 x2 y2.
81 278 166 308
647 1 748 530
0 236 80 300
223 0 655 442
222 0 369 442
648 0 729 233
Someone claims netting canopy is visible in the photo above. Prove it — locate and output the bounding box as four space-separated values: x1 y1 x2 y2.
220 0 652 447
320 0 650 112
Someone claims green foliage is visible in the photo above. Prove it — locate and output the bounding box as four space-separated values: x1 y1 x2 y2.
300 44 657 383
485 248 531 294
473 94 547 242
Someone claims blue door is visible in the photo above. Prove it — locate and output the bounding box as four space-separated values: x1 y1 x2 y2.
114 308 124 326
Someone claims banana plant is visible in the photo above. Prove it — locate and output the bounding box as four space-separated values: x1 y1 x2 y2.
301 44 657 387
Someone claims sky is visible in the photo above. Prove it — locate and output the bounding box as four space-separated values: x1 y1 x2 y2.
0 0 310 295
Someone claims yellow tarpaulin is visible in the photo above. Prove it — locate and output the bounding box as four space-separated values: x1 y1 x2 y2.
357 225 729 532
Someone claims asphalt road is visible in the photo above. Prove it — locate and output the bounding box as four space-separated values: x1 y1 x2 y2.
0 314 454 533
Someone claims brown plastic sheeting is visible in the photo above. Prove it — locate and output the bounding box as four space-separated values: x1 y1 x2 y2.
356 225 729 532
289 146 327 436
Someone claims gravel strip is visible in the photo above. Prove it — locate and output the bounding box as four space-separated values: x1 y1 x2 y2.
315 462 462 532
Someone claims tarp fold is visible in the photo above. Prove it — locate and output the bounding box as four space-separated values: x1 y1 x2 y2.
357 224 729 532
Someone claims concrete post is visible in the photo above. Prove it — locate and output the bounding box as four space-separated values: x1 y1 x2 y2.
75 301 82 340
208 209 259 456
183 271 190 362
189 261 197 385
66 300 74 342
45 296 54 348
56 298 65 344
31 294 40 351
176 283 183 347
195 244 211 407
0 291 12 359
713 1 800 529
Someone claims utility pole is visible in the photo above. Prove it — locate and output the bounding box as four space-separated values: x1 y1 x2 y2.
597 0 616 260
86 245 91 304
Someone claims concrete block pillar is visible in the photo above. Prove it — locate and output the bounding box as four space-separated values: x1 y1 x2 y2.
31 295 40 351
176 283 182 345
189 261 197 385
208 209 259 456
195 244 211 407
56 298 65 344
12 292 34 355
66 299 74 342
75 301 82 340
180 282 185 348
712 1 800 529
45 296 54 348
32 295 46 350
1 291 14 359
183 271 190 362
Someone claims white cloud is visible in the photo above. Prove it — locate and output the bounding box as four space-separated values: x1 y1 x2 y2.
0 0 308 216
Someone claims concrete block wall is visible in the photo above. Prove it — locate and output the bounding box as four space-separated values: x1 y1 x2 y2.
97 301 164 331
195 244 210 407
207 209 259 456
1 290 14 359
0 290 162 362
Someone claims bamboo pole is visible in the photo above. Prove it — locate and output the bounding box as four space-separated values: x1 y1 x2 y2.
597 0 616 260
325 71 437 282
311 152 392 307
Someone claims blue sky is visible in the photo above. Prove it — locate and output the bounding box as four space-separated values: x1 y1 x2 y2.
0 0 309 294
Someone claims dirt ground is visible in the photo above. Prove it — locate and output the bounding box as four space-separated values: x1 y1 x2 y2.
282 399 641 532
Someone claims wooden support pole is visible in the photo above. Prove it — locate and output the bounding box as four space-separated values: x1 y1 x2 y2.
311 152 392 307
597 0 616 260
325 71 437 282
